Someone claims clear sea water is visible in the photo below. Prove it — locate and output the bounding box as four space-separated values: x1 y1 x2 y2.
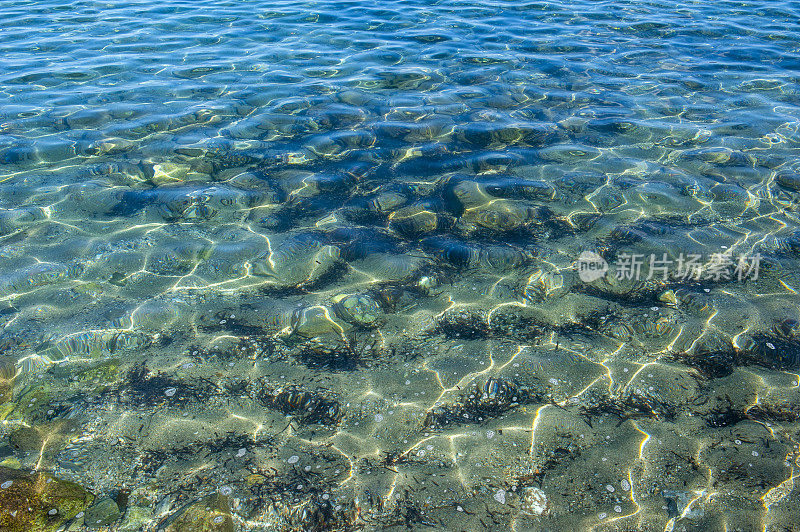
1 0 800 530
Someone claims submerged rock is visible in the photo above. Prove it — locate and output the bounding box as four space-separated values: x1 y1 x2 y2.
8 426 44 454
0 466 94 532
331 293 383 327
289 305 344 339
422 237 532 272
84 495 121 528
776 172 800 192
0 207 48 235
251 233 344 289
161 493 233 532
388 204 439 237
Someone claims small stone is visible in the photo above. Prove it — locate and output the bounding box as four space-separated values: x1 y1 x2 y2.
494 489 506 504
521 487 549 516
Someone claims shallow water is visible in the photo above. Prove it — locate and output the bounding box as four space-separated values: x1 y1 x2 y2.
1 0 800 530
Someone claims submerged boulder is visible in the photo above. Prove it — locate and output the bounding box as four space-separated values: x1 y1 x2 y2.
84 495 122 528
0 466 94 532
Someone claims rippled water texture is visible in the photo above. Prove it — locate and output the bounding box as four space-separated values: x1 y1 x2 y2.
1 0 800 530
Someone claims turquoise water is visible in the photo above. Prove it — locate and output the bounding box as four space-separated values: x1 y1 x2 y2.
1 0 800 530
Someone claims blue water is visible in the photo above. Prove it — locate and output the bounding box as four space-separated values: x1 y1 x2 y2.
1 1 800 530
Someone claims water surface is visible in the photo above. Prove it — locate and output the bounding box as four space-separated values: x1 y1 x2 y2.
1 0 800 530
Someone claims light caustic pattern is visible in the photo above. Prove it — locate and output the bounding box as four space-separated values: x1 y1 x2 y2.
1 0 800 530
